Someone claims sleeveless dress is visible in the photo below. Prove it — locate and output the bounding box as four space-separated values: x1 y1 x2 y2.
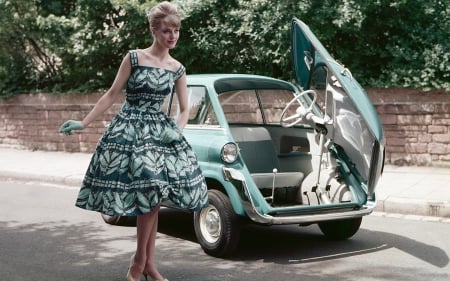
75 50 209 216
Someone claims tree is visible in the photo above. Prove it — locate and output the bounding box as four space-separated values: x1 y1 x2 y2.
59 0 156 91
331 0 450 90
178 0 450 90
177 0 299 80
0 0 448 98
0 0 154 97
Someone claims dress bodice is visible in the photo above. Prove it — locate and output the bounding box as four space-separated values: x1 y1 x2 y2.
125 50 185 112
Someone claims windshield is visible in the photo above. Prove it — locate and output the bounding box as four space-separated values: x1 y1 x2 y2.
219 89 298 125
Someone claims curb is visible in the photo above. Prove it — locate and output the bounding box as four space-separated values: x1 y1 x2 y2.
376 197 450 218
0 171 83 187
1 171 449 220
1 155 449 220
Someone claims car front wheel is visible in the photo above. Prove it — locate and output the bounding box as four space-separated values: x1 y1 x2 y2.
194 189 241 257
318 217 362 240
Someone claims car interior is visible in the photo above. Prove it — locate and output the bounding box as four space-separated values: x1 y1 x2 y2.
164 72 356 208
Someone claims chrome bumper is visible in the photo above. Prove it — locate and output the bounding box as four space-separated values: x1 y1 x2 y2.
223 167 376 225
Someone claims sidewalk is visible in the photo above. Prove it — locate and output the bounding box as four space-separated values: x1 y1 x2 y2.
0 147 449 219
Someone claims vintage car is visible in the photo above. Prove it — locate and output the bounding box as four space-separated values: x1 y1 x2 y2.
102 18 385 257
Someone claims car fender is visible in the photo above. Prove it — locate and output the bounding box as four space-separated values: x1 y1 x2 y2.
199 162 247 216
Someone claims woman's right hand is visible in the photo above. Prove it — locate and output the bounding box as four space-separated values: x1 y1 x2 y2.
160 127 182 143
59 120 84 135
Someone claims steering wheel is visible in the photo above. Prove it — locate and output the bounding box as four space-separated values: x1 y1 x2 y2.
280 89 318 127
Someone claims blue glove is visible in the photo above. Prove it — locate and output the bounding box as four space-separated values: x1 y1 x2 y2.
161 127 182 143
59 120 84 135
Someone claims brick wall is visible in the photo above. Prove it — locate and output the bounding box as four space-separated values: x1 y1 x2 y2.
0 93 124 153
0 89 449 166
368 89 450 167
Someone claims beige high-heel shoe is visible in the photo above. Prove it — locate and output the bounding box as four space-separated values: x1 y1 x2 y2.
126 268 138 281
143 270 169 281
126 255 143 281
146 277 169 281
127 271 160 281
127 255 167 281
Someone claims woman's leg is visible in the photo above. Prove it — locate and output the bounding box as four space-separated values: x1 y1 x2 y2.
144 205 165 280
128 207 160 280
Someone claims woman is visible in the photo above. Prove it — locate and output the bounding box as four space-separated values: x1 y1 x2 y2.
59 2 208 281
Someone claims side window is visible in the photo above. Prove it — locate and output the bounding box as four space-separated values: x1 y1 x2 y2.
205 104 219 125
311 53 331 119
162 86 217 125
219 90 262 124
258 89 297 124
311 65 330 116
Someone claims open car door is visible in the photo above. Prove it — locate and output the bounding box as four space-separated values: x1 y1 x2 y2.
291 18 385 198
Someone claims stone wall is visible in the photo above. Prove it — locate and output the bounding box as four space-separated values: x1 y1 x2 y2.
0 89 449 166
0 93 124 153
368 89 450 167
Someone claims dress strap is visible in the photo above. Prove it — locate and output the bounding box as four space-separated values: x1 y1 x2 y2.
129 50 138 70
174 64 186 81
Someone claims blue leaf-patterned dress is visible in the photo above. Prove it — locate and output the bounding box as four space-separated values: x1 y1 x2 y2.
75 50 208 216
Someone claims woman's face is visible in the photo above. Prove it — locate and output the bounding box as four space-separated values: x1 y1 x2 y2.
152 22 180 49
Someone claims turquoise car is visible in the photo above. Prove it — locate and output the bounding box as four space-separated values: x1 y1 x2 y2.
103 19 385 257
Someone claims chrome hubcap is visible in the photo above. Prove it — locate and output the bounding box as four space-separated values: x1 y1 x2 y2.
200 206 221 244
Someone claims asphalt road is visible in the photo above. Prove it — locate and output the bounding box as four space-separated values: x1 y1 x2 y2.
0 181 449 281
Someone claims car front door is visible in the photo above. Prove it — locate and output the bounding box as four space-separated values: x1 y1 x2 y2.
291 18 385 198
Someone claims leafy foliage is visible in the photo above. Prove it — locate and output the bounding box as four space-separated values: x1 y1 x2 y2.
0 0 154 97
177 0 296 79
0 0 448 98
179 0 450 90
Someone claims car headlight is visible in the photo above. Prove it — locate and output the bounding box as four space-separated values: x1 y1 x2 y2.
221 142 239 163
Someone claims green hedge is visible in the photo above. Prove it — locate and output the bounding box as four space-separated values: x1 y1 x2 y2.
1 0 448 98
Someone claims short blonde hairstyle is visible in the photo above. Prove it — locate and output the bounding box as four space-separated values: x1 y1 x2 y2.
147 1 181 30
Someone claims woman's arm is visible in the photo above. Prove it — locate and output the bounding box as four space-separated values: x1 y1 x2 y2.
174 73 189 130
81 53 131 127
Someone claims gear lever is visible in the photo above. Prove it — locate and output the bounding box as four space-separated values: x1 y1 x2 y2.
270 168 278 203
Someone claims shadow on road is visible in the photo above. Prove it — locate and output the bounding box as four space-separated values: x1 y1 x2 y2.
0 220 136 281
157 208 449 268
1 209 448 281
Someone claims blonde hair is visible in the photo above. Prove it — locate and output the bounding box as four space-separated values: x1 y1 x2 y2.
147 1 181 30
